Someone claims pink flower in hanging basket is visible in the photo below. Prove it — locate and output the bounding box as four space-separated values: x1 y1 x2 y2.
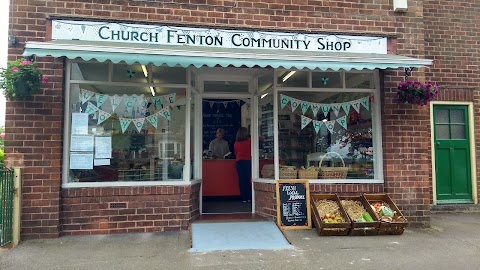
397 80 438 106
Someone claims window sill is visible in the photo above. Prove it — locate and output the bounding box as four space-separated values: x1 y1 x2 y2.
253 178 384 184
63 179 199 188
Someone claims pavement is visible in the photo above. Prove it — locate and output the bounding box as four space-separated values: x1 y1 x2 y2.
1 212 480 270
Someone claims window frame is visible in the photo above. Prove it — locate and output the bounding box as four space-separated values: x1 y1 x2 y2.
62 59 198 188
254 69 384 184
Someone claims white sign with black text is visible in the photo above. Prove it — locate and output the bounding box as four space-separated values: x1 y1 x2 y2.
52 20 388 54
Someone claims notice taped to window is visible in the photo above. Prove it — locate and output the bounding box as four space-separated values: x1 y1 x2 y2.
276 179 311 230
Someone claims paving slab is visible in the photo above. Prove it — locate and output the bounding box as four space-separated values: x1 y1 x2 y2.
1 212 479 270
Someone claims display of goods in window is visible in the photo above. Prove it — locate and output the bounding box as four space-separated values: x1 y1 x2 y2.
311 194 351 236
298 166 318 179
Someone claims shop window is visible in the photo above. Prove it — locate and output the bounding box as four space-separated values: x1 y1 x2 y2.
112 63 150 83
67 64 188 183
312 72 342 88
71 62 109 81
152 66 187 84
277 70 308 87
204 81 249 92
345 72 375 89
278 91 375 179
259 93 275 179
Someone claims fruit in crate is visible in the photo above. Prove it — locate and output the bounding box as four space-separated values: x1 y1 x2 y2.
315 199 345 223
371 202 405 222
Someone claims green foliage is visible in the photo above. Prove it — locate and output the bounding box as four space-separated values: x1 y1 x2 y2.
0 58 48 101
0 148 3 164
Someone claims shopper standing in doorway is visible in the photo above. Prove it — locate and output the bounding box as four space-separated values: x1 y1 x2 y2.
234 127 252 202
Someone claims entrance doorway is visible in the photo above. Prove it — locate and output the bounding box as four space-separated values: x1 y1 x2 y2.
198 73 254 214
433 104 474 203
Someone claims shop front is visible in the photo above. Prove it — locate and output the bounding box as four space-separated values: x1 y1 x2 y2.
18 19 433 236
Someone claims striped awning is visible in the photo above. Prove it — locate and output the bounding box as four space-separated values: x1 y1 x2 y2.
23 40 432 71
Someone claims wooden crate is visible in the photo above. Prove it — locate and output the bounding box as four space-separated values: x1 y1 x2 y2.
311 194 351 236
362 194 408 235
339 195 380 236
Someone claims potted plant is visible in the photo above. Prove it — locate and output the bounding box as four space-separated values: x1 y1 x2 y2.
0 58 48 101
397 80 438 106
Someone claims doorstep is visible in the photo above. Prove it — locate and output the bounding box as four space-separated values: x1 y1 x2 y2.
194 213 270 223
431 204 480 213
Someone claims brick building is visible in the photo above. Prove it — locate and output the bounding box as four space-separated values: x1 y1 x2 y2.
3 0 478 239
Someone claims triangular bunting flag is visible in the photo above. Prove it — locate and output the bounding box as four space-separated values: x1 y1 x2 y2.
165 93 176 105
85 102 99 115
322 104 331 117
95 94 109 108
119 118 132 133
223 101 229 108
209 101 215 108
132 118 145 133
97 110 111 125
152 96 163 110
337 115 347 130
301 115 312 130
110 94 123 113
341 102 350 115
331 103 341 117
312 120 323 134
139 96 149 109
280 94 290 109
325 120 336 134
300 101 310 115
310 103 320 116
236 100 241 106
290 98 300 113
146 113 158 129
360 97 370 111
159 106 171 121
124 95 137 112
80 89 95 104
351 100 361 113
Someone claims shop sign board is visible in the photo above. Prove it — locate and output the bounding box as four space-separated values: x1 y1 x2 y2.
51 20 388 54
276 179 312 230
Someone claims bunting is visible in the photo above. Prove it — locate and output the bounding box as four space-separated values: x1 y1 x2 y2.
337 115 348 130
279 94 372 117
301 115 312 129
97 110 111 125
80 89 95 104
95 93 109 108
110 94 123 112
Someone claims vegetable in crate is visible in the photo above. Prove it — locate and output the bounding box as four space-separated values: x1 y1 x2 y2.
371 202 405 222
341 199 374 222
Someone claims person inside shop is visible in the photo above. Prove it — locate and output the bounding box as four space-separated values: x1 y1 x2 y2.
208 128 230 159
234 127 252 202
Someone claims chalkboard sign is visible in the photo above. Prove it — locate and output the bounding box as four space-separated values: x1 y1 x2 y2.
276 179 312 230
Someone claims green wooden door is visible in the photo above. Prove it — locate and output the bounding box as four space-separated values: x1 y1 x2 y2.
434 105 472 203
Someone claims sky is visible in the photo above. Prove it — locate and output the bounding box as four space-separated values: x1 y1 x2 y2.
0 1 8 127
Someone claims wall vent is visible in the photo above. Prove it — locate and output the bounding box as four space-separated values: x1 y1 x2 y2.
109 202 127 209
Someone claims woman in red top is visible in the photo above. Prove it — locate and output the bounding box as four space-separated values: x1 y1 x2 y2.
234 127 252 202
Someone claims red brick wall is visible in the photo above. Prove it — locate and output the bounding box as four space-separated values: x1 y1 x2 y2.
424 0 480 205
61 184 200 235
6 0 430 238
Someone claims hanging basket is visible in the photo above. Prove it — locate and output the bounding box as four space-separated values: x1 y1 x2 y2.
318 152 349 179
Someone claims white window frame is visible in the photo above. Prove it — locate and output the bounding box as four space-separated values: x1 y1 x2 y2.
62 59 199 188
254 69 384 184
